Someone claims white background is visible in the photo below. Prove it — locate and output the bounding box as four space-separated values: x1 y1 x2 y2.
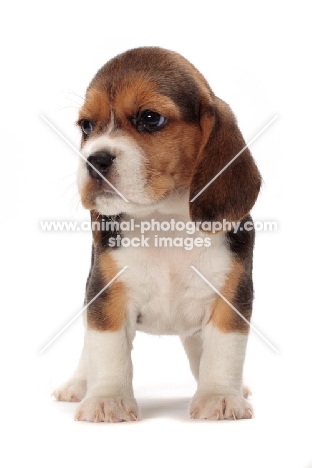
1 1 311 467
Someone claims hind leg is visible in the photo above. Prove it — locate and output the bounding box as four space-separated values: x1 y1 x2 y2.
52 329 88 402
180 332 202 381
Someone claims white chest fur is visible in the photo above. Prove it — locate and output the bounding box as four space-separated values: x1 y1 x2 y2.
111 207 232 338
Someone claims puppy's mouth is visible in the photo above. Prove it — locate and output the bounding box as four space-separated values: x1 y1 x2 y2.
81 150 171 210
85 175 148 207
88 180 124 203
89 178 121 198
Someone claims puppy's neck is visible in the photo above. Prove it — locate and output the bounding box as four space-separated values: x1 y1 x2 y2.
122 188 190 222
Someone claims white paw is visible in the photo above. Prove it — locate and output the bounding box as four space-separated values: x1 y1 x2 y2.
75 396 139 423
52 378 87 402
190 392 253 420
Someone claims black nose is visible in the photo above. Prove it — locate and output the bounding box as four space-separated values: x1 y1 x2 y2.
87 152 115 179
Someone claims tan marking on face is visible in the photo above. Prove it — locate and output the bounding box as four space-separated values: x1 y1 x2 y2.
113 78 181 121
78 87 110 125
210 261 249 333
77 49 218 207
142 121 205 199
87 252 127 331
109 78 213 201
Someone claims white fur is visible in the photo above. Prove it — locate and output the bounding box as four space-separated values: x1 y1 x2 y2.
78 133 153 210
180 333 202 380
197 325 248 394
190 325 252 419
75 327 138 422
106 112 115 134
85 328 135 397
112 193 232 336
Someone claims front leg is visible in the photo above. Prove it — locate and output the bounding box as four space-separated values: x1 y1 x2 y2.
75 247 138 423
190 324 252 420
190 260 254 420
75 326 138 422
53 239 95 402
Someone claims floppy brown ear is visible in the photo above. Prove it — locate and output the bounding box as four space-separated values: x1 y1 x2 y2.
190 97 261 224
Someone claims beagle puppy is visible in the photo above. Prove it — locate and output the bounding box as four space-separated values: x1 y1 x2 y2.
53 47 261 422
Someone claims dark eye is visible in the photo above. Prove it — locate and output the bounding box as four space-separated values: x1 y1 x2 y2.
132 110 167 133
80 119 94 136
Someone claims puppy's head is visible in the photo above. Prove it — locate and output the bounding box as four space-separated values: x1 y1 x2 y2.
77 47 261 221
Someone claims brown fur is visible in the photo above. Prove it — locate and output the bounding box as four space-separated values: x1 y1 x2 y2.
78 88 110 129
141 121 204 199
90 210 102 245
190 97 261 224
210 260 249 333
87 251 127 331
113 78 181 122
80 178 99 210
110 78 204 199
